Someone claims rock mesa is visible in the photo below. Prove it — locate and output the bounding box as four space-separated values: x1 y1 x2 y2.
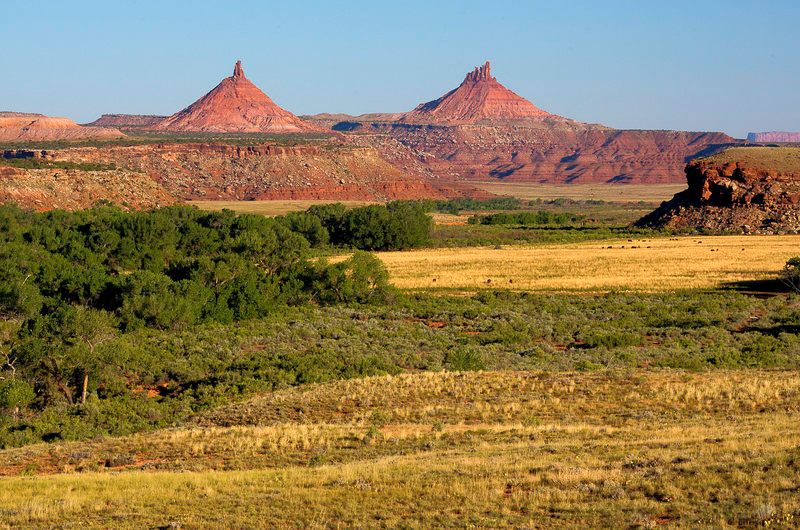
636 147 800 233
0 112 124 142
747 132 800 143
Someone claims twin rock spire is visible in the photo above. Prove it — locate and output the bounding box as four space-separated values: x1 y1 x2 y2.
464 61 495 83
233 60 244 78
160 59 548 131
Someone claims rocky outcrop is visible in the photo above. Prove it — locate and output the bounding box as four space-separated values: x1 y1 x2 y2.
0 112 125 142
0 163 176 211
747 132 800 143
637 147 800 233
38 137 478 202
86 114 167 128
155 61 319 133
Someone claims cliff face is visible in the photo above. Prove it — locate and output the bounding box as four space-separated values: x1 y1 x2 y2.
637 147 800 233
327 122 737 184
747 132 800 143
40 138 474 202
155 61 318 133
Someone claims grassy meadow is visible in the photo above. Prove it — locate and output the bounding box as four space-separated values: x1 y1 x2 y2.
470 181 685 203
376 235 799 292
2 186 800 528
190 199 377 216
1 371 799 528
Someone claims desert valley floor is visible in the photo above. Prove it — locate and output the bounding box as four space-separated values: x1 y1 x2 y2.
1 25 800 527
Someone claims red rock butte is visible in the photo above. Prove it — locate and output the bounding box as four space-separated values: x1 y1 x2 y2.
155 61 317 133
402 61 558 124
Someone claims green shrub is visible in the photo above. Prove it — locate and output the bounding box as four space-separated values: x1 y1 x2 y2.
0 378 35 411
584 332 644 349
312 251 393 305
445 347 485 371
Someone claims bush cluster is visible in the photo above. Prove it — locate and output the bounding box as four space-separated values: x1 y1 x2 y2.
467 211 585 226
305 201 432 250
0 203 395 424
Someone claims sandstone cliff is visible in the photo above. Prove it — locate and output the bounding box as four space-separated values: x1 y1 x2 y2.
636 147 800 233
304 118 737 184
35 138 474 202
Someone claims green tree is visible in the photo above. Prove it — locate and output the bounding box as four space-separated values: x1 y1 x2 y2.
313 251 392 304
781 257 800 293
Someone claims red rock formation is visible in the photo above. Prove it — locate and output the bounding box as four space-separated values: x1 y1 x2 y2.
310 118 737 184
0 161 176 211
402 61 561 125
381 125 736 184
0 112 125 142
155 61 318 133
87 114 167 129
303 61 738 184
42 137 479 202
637 147 800 233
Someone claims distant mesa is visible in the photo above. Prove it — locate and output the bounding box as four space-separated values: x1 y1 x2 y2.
87 114 167 129
747 131 800 143
155 61 318 133
0 112 125 142
400 61 569 125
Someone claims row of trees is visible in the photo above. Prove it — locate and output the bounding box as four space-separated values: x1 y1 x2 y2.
467 211 585 226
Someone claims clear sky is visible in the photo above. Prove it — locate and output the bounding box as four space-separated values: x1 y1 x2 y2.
3 0 798 138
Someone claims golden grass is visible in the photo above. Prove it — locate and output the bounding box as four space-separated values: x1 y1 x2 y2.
376 235 800 291
705 146 800 173
1 370 799 528
469 182 685 203
188 199 377 216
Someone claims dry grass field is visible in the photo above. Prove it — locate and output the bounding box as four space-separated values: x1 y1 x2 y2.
704 146 800 173
376 235 800 291
470 182 685 203
189 199 376 216
1 370 798 528
188 183 684 218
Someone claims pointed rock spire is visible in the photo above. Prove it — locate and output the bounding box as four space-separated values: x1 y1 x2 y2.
233 60 244 78
465 61 494 83
155 60 317 133
401 61 556 124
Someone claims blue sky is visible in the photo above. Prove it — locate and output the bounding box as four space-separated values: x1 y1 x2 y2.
2 0 798 137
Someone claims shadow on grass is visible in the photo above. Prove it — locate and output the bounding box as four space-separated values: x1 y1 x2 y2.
721 279 791 296
738 324 800 336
